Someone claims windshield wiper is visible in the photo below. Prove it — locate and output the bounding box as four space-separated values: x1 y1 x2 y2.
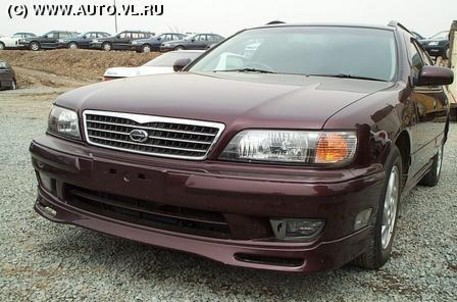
306 73 387 82
214 68 277 74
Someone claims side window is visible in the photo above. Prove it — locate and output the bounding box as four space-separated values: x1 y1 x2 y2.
46 32 55 39
119 33 127 39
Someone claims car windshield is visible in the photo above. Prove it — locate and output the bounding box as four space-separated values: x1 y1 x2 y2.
144 52 202 67
429 31 448 40
190 26 398 82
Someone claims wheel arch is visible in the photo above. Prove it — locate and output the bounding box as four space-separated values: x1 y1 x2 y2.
394 130 411 187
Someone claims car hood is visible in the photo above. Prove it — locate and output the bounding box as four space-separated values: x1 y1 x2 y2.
57 72 393 129
104 66 174 78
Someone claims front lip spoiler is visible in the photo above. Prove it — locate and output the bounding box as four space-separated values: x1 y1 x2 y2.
34 186 371 273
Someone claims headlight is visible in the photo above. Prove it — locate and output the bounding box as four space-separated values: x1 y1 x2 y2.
219 130 357 165
428 41 439 46
48 106 81 139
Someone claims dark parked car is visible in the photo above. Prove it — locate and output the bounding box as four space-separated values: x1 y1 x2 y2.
159 33 224 51
419 30 450 59
56 31 111 49
30 22 454 273
19 31 79 51
131 32 186 53
91 31 155 51
0 60 17 90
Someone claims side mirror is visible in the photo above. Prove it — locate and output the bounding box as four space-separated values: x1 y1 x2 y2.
116 35 121 39
191 39 196 42
416 66 454 86
83 35 87 39
157 37 162 41
173 58 192 72
44 35 49 39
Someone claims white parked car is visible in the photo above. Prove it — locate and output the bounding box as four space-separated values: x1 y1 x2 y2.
103 50 204 80
0 32 36 50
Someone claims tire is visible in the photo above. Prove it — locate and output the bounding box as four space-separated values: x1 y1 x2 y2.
174 46 184 50
102 42 112 51
419 144 444 187
142 44 152 53
355 146 402 269
68 42 78 49
29 42 40 51
0 42 5 50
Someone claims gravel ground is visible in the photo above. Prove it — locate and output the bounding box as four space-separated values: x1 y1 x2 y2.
0 88 456 301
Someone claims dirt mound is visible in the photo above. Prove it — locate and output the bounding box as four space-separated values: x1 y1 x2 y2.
0 49 160 88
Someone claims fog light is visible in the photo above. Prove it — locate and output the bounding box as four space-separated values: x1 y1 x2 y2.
38 171 53 193
270 218 325 241
354 208 372 231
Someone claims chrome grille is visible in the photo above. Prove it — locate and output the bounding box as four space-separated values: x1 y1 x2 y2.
83 110 225 160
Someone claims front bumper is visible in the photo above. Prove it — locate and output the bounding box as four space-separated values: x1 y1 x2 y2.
30 135 386 273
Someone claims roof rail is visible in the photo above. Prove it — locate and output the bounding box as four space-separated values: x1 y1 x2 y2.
387 20 412 34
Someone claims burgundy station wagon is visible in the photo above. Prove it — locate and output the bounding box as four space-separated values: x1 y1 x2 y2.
30 21 454 273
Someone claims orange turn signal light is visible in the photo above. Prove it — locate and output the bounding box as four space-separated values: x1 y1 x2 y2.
315 134 349 163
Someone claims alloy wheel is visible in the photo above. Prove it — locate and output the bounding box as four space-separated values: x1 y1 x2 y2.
381 165 400 249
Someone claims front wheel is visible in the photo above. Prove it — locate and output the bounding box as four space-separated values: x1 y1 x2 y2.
355 146 402 269
102 42 112 51
142 44 152 53
68 42 78 49
30 42 40 51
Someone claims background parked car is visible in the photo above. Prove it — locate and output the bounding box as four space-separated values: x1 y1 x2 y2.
419 30 450 59
103 50 204 80
56 31 111 49
160 33 224 51
19 31 79 51
0 32 36 50
131 33 186 53
0 60 17 90
91 30 155 51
